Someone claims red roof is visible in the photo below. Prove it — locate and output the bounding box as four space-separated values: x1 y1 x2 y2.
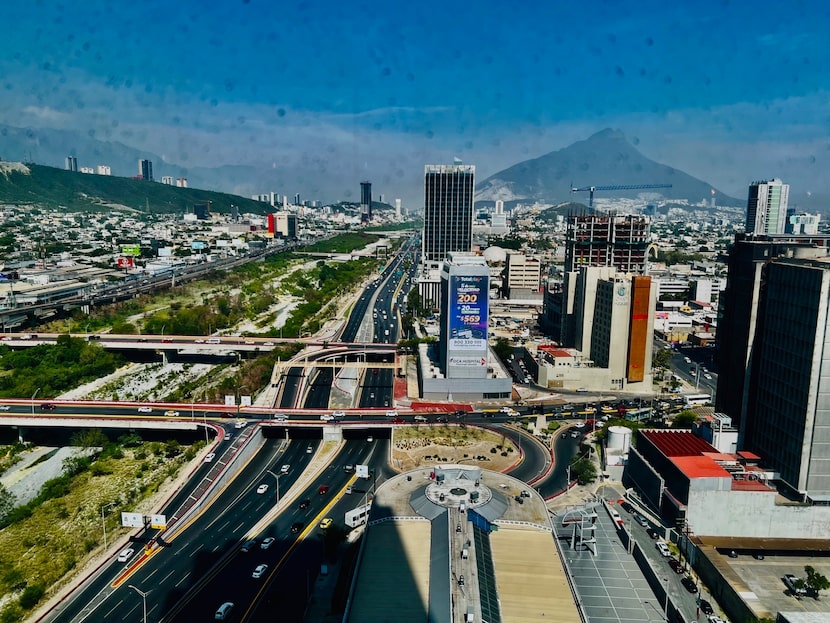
641 430 717 457
673 456 731 479
538 344 572 358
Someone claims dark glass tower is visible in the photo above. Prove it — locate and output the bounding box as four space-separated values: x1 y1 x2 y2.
422 164 475 264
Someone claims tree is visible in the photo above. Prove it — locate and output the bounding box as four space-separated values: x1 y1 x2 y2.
406 288 424 318
804 565 830 598
653 348 672 369
570 456 597 485
0 483 16 524
672 410 698 429
493 337 514 362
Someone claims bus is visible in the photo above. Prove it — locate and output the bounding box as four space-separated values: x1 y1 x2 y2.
683 393 711 406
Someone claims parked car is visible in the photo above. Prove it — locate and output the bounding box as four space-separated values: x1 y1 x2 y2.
681 577 698 593
783 573 807 596
668 559 684 574
699 599 713 615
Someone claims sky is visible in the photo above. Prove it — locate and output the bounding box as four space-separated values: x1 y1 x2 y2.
1 0 829 208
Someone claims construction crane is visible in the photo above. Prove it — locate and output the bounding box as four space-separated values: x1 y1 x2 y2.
570 183 672 208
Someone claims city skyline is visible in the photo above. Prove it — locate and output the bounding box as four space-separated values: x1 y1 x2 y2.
1 1 829 208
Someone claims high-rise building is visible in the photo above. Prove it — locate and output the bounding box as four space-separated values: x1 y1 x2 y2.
564 213 651 273
504 252 541 299
422 164 475 265
394 198 402 219
360 181 372 222
176 178 188 188
65 156 77 172
161 176 174 185
96 165 111 176
139 159 153 182
274 212 297 238
745 178 789 235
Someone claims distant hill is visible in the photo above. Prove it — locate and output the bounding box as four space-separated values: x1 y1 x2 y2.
476 128 743 207
0 162 271 214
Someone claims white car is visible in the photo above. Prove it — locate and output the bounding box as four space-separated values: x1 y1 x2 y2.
273 413 288 421
0 405 10 411
137 406 152 413
320 414 334 421
414 415 428 422
263 341 275 346
117 547 134 563
252 563 268 579
164 410 180 417
385 410 398 418
707 616 725 623
256 484 268 494
280 464 290 474
261 537 275 550
332 410 346 419
234 419 247 429
204 452 216 463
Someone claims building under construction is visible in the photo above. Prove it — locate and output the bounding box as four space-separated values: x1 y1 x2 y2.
564 213 651 274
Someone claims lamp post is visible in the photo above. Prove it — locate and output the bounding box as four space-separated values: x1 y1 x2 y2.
101 502 116 550
31 387 41 417
266 470 281 506
128 585 148 623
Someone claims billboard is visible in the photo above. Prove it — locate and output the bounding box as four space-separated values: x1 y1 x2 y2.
121 512 144 528
116 257 135 269
191 241 207 250
449 356 487 367
120 244 141 256
448 275 488 351
150 514 167 530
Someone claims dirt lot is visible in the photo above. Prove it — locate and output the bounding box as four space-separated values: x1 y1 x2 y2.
391 424 518 472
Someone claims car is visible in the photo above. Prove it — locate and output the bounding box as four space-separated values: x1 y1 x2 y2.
320 413 334 421
620 501 634 514
278 464 290 475
656 542 672 557
40 403 56 410
436 416 449 423
576 387 589 393
204 452 216 463
391 417 405 424
252 563 268 579
367 435 374 442
372 368 379 375
234 419 247 429
241 540 256 552
215 602 234 620
344 464 354 472
646 528 659 539
161 338 173 343
261 537 275 549
306 445 313 454
753 552 765 560
681 577 698 593
319 517 333 529
668 558 684 574
0 405 10 411
704 373 713 380
137 406 153 413
345 485 353 494
256 484 269 494
332 410 346 419
290 522 304 534
634 514 649 527
414 415 428 422
273 413 288 421
699 599 714 615
220 412 233 418
298 498 311 510
244 340 255 345
194 338 205 343
117 547 134 562
707 616 725 623
385 409 398 418
783 573 807 596
318 485 329 495
164 410 180 417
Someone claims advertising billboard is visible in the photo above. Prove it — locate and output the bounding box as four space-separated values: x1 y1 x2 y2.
120 244 141 256
121 512 144 528
150 514 167 530
116 257 135 269
448 274 488 351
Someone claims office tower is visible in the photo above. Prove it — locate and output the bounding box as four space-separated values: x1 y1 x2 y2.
394 198 402 219
139 159 153 182
715 234 830 427
745 178 789 235
504 252 541 299
438 253 489 379
274 212 297 238
788 213 821 235
423 164 475 265
161 176 174 185
65 156 77 172
294 193 301 205
735 253 830 500
193 202 211 220
176 178 188 188
360 181 372 222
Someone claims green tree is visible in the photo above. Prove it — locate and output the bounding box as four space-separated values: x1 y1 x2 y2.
493 337 514 362
653 348 672 369
407 288 424 318
672 410 698 428
570 456 597 485
0 483 16 524
804 565 830 598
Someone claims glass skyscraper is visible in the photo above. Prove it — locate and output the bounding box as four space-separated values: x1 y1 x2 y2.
422 164 475 264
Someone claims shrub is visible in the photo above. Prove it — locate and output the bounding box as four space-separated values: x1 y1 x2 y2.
18 584 45 609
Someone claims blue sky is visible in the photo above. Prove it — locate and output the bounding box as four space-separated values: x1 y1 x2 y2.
2 0 829 207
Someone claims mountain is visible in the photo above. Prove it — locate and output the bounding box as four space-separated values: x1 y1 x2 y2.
475 128 742 207
0 162 271 214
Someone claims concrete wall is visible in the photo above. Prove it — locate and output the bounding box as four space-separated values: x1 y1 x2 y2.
687 488 830 538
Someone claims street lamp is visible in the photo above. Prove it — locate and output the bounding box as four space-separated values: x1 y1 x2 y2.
31 387 41 417
266 470 281 506
128 585 149 623
101 502 116 550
